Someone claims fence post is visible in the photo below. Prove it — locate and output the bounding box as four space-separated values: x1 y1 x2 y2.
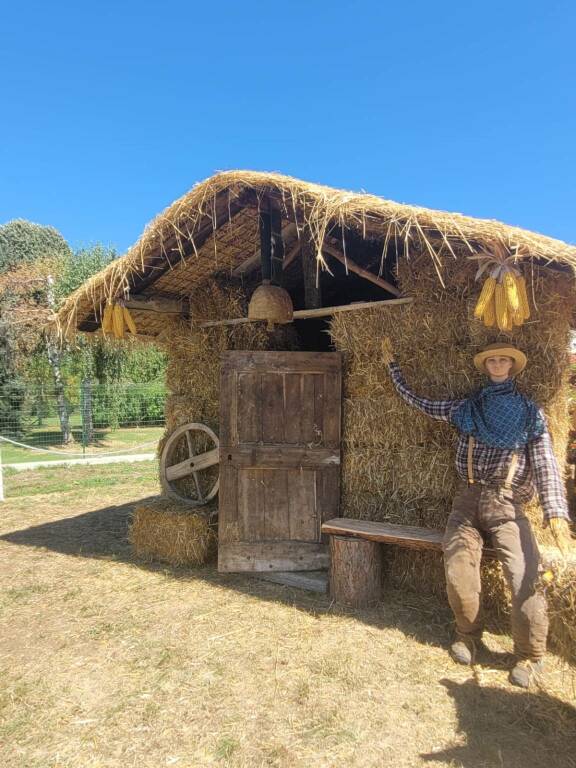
0 446 4 502
80 382 86 457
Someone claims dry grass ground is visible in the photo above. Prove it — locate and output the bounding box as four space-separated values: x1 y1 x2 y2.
1 463 575 768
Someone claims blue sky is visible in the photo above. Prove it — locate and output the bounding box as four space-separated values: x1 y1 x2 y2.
1 0 575 254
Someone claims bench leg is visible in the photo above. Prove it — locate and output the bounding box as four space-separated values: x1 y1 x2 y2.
329 535 382 608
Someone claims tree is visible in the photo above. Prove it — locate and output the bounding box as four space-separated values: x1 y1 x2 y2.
0 220 73 441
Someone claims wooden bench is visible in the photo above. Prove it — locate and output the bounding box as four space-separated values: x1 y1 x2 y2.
321 517 497 608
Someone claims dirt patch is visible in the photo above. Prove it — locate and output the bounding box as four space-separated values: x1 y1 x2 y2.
1 469 575 767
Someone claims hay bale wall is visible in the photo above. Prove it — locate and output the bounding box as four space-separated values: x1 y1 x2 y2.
330 250 575 606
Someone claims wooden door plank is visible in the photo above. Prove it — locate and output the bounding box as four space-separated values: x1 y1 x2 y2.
288 469 318 541
218 540 329 572
264 470 291 540
238 469 265 540
284 373 303 444
323 372 342 447
218 463 239 546
261 372 285 443
300 374 316 444
237 372 261 443
313 373 325 445
219 366 237 447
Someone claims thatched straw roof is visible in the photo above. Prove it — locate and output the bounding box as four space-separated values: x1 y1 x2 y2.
56 170 576 339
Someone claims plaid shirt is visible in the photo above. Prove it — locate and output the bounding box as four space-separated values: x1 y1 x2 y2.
389 363 569 521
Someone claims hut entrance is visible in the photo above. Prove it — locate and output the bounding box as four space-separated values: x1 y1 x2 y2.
218 351 342 572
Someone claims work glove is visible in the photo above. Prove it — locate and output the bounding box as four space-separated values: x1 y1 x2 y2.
381 336 395 366
548 517 573 558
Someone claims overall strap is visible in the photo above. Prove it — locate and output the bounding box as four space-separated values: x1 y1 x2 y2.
503 451 520 492
467 436 475 485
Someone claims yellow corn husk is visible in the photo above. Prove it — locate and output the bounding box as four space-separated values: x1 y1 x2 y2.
112 303 125 339
122 306 137 335
516 274 531 320
512 303 524 326
503 271 520 312
495 282 509 331
473 276 496 319
102 304 114 334
482 294 496 327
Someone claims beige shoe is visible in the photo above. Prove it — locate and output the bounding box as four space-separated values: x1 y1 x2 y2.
450 639 476 666
509 659 545 689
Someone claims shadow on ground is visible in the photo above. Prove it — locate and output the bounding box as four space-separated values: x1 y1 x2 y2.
0 497 573 674
1 496 457 649
421 678 576 768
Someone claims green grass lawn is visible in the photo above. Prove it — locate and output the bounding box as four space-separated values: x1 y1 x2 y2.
3 459 160 497
1 424 164 464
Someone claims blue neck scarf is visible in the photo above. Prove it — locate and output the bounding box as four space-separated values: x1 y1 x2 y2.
450 379 544 449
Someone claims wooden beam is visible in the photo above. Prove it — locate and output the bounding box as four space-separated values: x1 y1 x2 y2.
198 297 412 327
123 296 189 315
322 244 401 297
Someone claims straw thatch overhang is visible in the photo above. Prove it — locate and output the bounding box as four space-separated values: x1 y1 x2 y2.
56 170 576 339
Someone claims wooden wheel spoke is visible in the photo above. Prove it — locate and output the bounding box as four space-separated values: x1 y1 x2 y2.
192 471 204 502
185 430 194 458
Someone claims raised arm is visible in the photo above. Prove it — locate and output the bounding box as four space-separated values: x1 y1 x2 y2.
381 337 463 422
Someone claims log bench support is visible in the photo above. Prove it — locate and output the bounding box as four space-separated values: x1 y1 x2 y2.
329 535 382 607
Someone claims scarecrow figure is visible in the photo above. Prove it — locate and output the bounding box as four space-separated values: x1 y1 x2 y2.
381 339 572 688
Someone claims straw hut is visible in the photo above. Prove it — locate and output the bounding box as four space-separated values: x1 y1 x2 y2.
57 171 576 655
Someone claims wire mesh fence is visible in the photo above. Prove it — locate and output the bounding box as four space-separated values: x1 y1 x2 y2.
0 380 166 464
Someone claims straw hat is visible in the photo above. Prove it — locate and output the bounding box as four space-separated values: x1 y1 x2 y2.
473 343 527 375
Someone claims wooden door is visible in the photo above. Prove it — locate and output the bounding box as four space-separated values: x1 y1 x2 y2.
218 351 342 572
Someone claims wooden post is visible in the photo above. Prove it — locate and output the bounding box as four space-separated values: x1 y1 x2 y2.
301 227 322 309
329 535 382 607
259 198 272 283
270 203 285 286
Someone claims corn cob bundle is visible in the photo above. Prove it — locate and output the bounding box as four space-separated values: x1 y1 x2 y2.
474 267 530 330
101 302 138 339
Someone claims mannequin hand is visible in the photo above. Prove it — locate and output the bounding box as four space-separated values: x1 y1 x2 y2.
549 517 572 557
381 336 395 366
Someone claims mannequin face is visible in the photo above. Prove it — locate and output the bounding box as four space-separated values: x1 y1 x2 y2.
484 355 514 382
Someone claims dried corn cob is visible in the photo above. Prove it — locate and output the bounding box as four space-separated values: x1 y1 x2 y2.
503 271 520 312
102 304 114 334
122 306 137 335
474 276 496 319
516 274 530 320
113 303 125 339
483 294 496 327
495 282 509 331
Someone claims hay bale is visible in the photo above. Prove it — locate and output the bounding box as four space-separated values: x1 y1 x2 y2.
545 558 576 665
129 496 217 566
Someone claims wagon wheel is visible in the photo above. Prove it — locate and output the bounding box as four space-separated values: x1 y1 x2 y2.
160 423 220 507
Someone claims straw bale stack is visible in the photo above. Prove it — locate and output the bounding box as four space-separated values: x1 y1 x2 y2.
331 247 575 601
129 496 217 566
